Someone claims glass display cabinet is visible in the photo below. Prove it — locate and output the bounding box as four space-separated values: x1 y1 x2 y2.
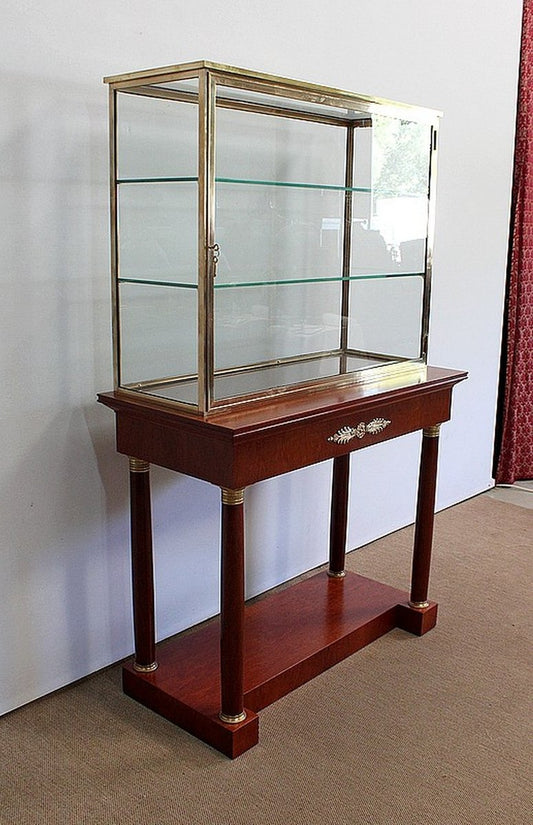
99 62 466 758
105 60 440 414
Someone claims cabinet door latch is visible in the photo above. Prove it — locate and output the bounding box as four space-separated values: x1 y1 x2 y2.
208 243 220 277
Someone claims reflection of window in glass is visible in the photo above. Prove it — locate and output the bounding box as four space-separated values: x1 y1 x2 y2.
370 117 431 270
373 117 430 196
351 220 395 276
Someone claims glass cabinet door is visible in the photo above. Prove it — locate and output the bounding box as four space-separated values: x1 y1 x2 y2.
114 80 200 406
213 95 347 402
210 80 434 404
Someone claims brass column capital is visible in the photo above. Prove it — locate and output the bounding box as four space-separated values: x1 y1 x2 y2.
423 424 441 438
221 487 245 506
129 457 150 473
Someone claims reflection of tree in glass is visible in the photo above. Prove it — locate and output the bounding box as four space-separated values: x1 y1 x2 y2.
373 117 430 197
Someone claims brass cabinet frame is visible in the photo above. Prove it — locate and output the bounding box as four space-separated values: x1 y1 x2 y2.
105 61 441 415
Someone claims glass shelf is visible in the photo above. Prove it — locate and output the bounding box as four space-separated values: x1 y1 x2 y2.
216 177 368 193
117 175 370 195
116 175 428 199
118 271 424 290
117 176 198 185
117 175 368 193
118 277 199 289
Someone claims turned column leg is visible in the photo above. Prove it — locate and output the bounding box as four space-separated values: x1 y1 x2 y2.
219 487 246 724
329 454 350 577
409 425 441 609
129 457 157 672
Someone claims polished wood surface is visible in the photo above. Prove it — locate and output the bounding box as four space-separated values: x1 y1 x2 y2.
220 497 245 720
123 570 424 757
329 454 350 575
98 367 467 757
98 367 467 489
129 466 156 670
411 431 441 605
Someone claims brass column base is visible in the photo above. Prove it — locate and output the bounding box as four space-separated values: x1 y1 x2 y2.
327 570 346 578
133 661 158 673
219 710 247 725
408 600 430 610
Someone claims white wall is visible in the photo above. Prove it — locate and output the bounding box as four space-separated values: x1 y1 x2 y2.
0 0 522 715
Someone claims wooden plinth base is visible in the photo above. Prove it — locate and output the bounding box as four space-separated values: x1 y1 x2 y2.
122 570 437 758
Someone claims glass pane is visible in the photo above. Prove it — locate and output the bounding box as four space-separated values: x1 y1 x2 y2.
118 282 197 400
214 280 342 380
215 82 369 121
348 275 424 358
213 357 339 401
117 85 198 180
349 117 431 276
152 77 200 97
211 353 390 403
214 182 344 286
118 182 197 285
136 378 198 406
214 106 346 293
216 105 345 185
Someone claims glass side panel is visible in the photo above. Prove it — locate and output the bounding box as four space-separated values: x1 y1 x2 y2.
116 86 198 179
118 182 198 285
348 275 424 358
351 115 431 276
116 86 199 406
118 282 197 400
214 280 342 385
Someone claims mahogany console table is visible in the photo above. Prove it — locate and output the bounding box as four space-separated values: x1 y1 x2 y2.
98 366 466 757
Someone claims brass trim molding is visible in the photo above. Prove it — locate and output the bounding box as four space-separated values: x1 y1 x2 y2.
408 600 430 610
133 661 158 672
219 710 247 724
328 418 392 444
129 457 150 473
221 487 245 506
423 424 441 438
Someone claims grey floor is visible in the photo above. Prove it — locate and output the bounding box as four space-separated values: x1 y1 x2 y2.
485 479 533 509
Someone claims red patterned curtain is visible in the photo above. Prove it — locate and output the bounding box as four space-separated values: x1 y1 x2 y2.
494 0 533 483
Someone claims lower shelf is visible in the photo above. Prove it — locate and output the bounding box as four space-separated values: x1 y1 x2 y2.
123 570 437 757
